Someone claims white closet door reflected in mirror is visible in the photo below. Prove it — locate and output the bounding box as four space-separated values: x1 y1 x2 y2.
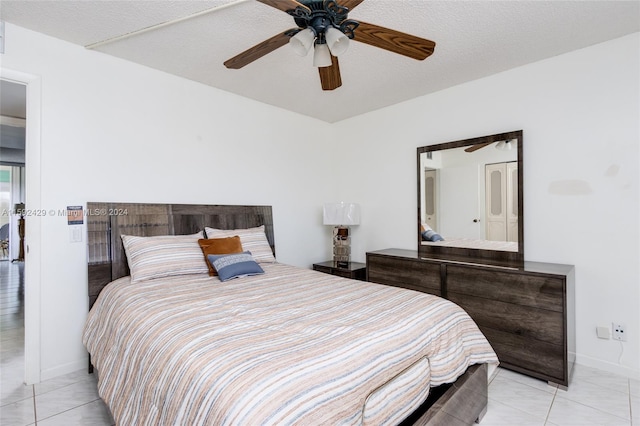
485 162 518 242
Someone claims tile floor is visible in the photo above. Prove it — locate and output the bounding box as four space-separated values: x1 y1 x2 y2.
2 261 638 425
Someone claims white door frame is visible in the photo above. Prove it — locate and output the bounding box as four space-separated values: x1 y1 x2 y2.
1 68 42 385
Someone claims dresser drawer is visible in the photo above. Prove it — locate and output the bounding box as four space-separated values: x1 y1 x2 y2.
313 264 333 274
332 269 359 279
313 261 367 281
480 327 565 383
446 265 565 312
367 254 441 296
447 293 563 345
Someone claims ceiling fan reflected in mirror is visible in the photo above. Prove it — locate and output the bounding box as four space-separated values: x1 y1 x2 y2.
223 0 436 90
464 139 516 153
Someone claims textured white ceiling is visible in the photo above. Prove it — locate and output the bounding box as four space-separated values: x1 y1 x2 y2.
1 0 638 123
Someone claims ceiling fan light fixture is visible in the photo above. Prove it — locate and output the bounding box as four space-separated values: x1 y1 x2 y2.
495 140 513 151
325 26 349 56
313 43 332 67
289 28 316 56
223 0 436 90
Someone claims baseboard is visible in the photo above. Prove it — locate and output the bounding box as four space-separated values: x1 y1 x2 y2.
40 358 88 382
575 353 640 380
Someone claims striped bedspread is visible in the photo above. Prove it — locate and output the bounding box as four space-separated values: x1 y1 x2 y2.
83 263 498 425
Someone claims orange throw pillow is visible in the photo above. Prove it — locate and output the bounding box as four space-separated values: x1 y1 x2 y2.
198 236 243 276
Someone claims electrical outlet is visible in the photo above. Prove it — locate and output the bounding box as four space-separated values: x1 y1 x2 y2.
612 323 627 341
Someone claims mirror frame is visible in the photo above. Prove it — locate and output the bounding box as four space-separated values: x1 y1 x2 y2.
417 130 524 263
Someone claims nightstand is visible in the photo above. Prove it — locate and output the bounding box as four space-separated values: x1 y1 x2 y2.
312 261 367 281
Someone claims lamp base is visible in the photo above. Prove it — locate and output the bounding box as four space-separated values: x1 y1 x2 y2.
332 226 351 268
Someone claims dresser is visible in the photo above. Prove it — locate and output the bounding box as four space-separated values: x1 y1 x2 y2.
366 248 575 388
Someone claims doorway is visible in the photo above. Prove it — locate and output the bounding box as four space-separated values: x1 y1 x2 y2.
1 80 27 389
1 69 42 385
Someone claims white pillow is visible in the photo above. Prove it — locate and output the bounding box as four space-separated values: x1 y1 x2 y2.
204 225 276 263
121 232 207 283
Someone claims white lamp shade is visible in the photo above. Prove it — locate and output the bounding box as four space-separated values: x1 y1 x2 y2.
323 202 361 226
313 43 332 67
325 27 349 56
289 28 315 56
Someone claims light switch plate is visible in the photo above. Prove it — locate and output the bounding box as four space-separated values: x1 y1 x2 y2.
596 326 610 339
70 226 82 243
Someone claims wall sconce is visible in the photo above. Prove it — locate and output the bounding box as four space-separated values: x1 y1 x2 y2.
322 202 360 268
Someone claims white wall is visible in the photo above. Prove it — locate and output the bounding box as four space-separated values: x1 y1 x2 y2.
336 33 640 379
2 23 339 381
3 21 638 382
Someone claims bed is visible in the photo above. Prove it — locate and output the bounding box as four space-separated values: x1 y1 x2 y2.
83 202 498 426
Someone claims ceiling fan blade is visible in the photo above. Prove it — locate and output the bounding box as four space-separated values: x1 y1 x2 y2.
256 0 311 14
353 21 435 60
464 142 494 153
318 55 342 91
339 0 366 11
224 30 294 69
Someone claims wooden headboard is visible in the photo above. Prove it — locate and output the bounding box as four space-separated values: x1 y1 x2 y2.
87 202 274 308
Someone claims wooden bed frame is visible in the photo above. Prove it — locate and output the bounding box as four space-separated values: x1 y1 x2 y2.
86 202 489 426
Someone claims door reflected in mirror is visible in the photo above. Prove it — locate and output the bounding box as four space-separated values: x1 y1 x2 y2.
417 130 523 263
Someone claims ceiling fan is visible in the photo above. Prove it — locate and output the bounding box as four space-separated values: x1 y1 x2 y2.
464 142 494 153
223 0 436 90
464 139 516 153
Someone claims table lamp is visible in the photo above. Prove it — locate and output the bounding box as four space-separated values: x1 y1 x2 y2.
322 202 360 268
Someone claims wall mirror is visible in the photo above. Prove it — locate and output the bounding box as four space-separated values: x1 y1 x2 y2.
417 130 523 263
